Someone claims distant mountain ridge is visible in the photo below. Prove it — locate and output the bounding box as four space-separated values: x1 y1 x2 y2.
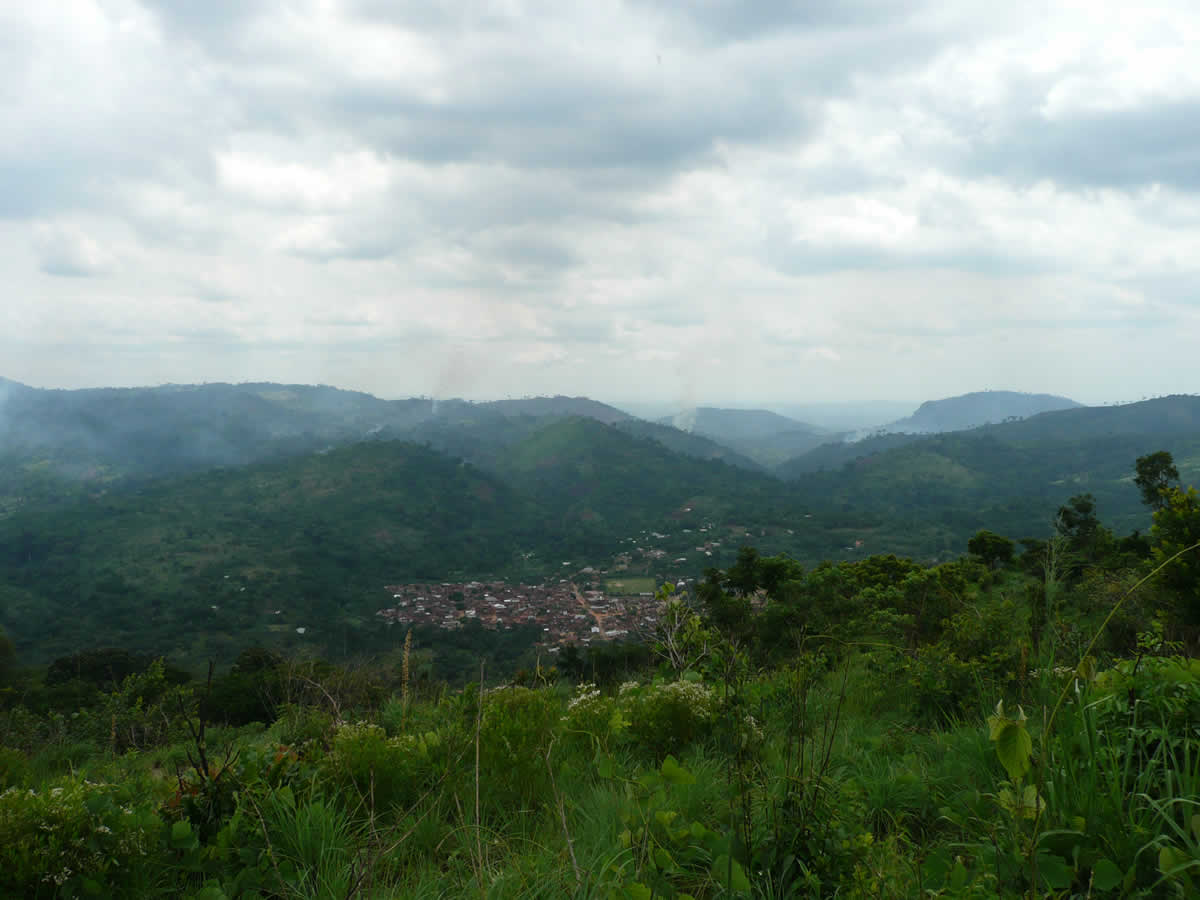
656 407 830 466
878 391 1083 435
0 381 769 514
778 393 1200 478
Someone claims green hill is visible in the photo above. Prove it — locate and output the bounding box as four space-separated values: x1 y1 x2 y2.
0 441 549 664
656 407 830 466
494 418 790 532
880 390 1082 434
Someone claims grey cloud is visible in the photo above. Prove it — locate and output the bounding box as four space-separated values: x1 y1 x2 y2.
956 100 1200 192
31 225 112 277
138 0 273 49
331 68 807 174
629 0 920 42
474 233 578 273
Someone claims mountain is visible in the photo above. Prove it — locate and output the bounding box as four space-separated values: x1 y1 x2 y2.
656 407 830 466
613 420 764 471
0 421 802 664
0 440 549 663
972 394 1200 443
0 382 704 509
478 396 631 424
781 397 1200 556
877 391 1083 435
662 407 823 441
493 418 790 531
767 400 914 432
780 394 1200 477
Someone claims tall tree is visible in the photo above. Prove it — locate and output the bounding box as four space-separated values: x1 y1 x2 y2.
967 530 1015 569
0 626 14 687
1150 486 1200 626
1135 451 1180 511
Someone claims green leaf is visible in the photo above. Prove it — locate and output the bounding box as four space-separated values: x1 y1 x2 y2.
949 861 968 891
596 752 615 780
1037 853 1074 891
654 847 677 871
1159 845 1188 877
625 883 652 900
1092 858 1122 892
171 819 199 851
988 701 1033 781
660 755 695 785
712 855 751 892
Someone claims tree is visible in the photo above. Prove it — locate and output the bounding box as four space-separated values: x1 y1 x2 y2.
0 626 14 687
1056 493 1111 566
1150 486 1200 625
652 585 712 674
1135 451 1179 511
967 530 1015 569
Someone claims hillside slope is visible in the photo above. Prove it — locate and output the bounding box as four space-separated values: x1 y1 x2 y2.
0 441 548 663
881 390 1082 435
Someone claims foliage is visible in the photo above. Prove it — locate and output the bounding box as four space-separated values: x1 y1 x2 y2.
0 776 162 898
622 678 719 760
476 685 560 811
967 529 1015 569
1136 449 1180 510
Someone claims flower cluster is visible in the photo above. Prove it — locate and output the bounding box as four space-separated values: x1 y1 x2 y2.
567 682 602 712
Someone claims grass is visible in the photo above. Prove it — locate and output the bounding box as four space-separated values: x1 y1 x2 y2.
604 576 656 594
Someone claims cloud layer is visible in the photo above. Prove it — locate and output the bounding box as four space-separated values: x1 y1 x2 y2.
4 0 1199 405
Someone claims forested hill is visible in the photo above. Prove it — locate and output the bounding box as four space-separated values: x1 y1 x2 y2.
661 407 824 441
0 441 551 664
655 407 831 466
781 402 1200 550
492 418 791 530
878 390 1082 434
780 394 1200 475
5 388 1200 668
0 424 807 665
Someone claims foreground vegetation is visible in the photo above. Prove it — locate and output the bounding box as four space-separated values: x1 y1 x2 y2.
1 454 1199 897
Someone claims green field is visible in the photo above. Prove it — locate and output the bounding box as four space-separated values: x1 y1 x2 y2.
604 576 656 595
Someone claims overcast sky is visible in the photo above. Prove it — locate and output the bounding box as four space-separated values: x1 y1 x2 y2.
3 1 1199 406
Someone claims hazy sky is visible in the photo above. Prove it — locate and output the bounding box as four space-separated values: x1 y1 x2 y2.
3 1 1199 406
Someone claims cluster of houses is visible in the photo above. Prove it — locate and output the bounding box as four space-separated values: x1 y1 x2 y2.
375 580 668 647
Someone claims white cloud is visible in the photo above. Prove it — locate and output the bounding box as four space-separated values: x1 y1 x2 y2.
1 0 1199 404
31 223 114 277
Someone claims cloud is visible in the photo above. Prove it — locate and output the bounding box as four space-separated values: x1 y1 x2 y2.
1 0 1199 405
31 223 113 277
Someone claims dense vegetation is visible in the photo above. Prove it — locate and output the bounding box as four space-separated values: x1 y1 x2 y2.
6 392 1200 669
2 450 1199 897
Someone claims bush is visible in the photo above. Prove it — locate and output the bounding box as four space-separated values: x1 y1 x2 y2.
622 677 718 759
0 776 162 897
477 685 560 811
325 721 447 814
560 681 624 760
0 746 30 790
270 704 334 747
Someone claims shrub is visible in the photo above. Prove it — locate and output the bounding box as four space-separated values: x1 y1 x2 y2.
622 677 718 759
477 685 560 811
325 721 446 814
560 681 624 759
0 776 162 897
0 745 30 790
270 704 334 747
